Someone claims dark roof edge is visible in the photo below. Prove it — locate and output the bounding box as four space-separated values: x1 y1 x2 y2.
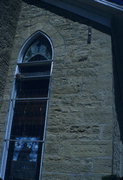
94 0 123 11
39 0 123 34
41 0 111 28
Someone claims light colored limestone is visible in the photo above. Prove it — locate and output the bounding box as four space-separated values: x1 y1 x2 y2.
0 0 121 179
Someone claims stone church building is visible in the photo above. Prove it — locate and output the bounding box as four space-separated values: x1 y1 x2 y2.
0 0 123 179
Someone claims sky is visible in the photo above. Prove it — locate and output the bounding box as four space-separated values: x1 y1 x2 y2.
107 0 123 5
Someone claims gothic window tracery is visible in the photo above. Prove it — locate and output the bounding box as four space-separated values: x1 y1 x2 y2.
23 37 52 62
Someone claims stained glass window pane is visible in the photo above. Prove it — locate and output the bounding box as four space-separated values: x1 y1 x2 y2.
23 37 52 62
16 79 49 98
5 140 42 180
11 101 46 139
5 101 46 180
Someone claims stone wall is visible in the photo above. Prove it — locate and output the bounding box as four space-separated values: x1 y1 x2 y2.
0 0 21 104
0 1 120 179
42 26 114 180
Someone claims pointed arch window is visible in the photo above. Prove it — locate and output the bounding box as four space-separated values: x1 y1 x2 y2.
23 36 52 62
2 31 54 180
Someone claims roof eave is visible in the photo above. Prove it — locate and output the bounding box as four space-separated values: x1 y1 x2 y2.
40 0 123 29
94 0 123 12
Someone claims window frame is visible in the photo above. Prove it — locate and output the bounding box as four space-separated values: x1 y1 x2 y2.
1 30 54 180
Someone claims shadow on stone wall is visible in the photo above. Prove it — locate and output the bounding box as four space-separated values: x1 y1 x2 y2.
0 0 22 106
